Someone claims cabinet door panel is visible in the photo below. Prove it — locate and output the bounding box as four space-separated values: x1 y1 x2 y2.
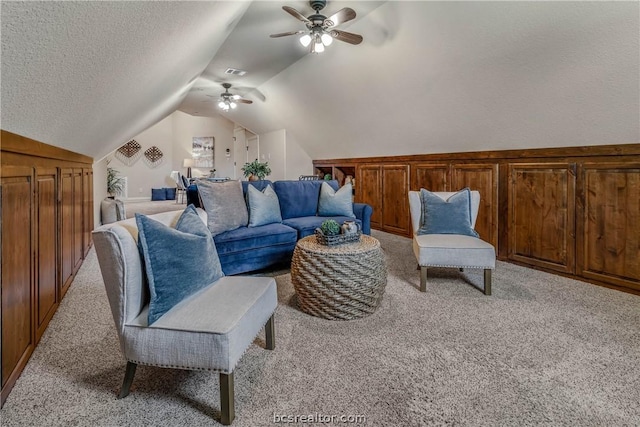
382 165 410 235
82 169 93 256
1 168 34 389
73 169 83 272
357 165 382 229
508 163 575 273
411 163 449 192
580 163 640 290
60 169 74 296
36 169 58 340
451 163 499 248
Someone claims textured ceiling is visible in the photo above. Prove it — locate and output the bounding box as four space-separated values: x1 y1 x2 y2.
1 1 638 161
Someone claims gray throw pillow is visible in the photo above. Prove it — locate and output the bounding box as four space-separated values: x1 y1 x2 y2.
318 182 355 218
417 188 479 237
195 179 248 236
136 205 224 325
247 184 282 227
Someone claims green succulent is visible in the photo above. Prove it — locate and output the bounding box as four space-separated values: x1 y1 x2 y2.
320 219 340 236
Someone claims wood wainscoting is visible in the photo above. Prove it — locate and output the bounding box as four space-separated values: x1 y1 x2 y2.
313 143 640 294
1 130 94 407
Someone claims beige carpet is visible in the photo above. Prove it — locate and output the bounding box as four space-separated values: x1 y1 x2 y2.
1 230 639 426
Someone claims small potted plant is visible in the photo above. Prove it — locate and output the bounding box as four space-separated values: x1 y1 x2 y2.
242 159 271 181
320 219 340 236
107 161 125 198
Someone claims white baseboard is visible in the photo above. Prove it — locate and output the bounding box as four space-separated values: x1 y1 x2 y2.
123 197 151 202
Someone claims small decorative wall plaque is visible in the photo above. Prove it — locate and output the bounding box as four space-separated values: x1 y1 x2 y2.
115 140 142 166
143 146 164 168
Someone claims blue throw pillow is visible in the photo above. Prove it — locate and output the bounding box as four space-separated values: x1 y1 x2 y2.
165 187 176 200
247 184 282 227
136 205 224 325
151 188 166 201
417 188 479 237
318 182 355 218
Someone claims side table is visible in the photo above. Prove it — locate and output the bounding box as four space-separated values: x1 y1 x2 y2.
291 235 387 320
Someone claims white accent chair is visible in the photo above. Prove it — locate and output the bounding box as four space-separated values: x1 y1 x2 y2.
92 209 277 425
175 172 187 204
408 191 496 295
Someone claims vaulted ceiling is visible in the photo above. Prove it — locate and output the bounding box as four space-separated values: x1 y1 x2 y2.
2 1 638 162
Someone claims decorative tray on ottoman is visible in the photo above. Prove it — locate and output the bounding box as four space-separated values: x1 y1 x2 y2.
314 228 361 246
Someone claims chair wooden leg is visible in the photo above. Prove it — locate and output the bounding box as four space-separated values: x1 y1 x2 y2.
484 269 492 296
265 315 275 350
220 372 235 425
420 266 427 292
118 362 137 399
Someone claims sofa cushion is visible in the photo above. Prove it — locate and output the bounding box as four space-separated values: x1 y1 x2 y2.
196 179 248 236
136 205 224 325
283 216 362 239
274 180 339 220
247 184 282 227
318 182 355 218
214 222 298 255
418 188 479 237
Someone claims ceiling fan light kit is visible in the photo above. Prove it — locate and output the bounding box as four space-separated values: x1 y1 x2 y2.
217 83 252 112
271 0 363 54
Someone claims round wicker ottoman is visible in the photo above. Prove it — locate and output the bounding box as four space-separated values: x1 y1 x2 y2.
291 235 387 320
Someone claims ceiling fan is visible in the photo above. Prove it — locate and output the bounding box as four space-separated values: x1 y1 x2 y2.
215 83 252 111
270 0 363 53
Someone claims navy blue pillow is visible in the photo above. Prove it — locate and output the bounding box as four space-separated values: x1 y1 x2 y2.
417 188 479 237
151 188 166 201
136 205 224 325
165 187 176 200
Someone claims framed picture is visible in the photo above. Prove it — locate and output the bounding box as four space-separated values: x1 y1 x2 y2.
192 136 214 168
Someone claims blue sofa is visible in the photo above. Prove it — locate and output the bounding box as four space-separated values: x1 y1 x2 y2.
187 180 373 275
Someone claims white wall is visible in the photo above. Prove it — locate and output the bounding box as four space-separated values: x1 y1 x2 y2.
99 110 236 201
110 115 175 200
285 130 314 180
252 128 313 181
258 129 286 181
172 110 235 179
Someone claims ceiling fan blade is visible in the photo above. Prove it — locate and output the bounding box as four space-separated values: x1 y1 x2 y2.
236 99 253 104
270 30 304 38
282 6 310 24
324 7 356 27
330 30 363 45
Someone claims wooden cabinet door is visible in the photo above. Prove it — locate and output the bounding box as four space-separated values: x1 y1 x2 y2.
72 169 83 272
1 166 35 394
382 164 410 236
452 163 499 248
357 165 382 229
507 163 576 273
578 163 640 291
410 163 449 192
35 168 58 341
82 168 93 256
60 169 74 296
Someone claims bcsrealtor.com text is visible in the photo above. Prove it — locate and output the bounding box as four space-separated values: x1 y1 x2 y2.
273 412 366 424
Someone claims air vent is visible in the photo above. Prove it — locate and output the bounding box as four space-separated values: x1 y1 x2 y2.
225 68 247 76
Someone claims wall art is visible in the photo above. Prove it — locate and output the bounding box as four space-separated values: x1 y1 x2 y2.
115 139 142 166
192 136 214 168
143 146 164 168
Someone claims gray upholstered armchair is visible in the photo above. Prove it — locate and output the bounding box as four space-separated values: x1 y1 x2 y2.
92 209 276 425
408 190 496 295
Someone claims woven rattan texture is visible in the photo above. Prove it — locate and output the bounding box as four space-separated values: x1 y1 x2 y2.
291 235 387 320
